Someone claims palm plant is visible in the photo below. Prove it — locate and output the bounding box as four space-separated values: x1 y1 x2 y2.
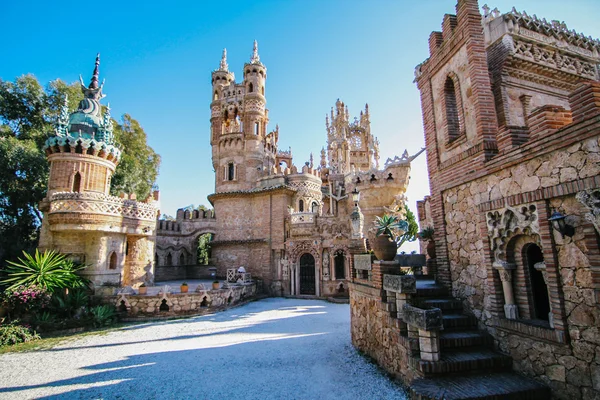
1 250 88 293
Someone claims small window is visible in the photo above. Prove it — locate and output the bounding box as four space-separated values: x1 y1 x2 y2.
255 122 259 135
248 83 254 93
179 253 185 266
213 91 218 100
166 253 173 266
72 172 81 192
444 76 462 142
299 200 304 212
109 252 117 270
312 202 318 213
335 251 345 279
261 86 265 95
228 163 235 181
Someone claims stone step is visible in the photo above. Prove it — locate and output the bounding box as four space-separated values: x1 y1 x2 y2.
442 314 479 330
440 330 493 349
410 348 512 376
409 371 550 400
415 285 449 298
413 298 463 314
414 274 435 281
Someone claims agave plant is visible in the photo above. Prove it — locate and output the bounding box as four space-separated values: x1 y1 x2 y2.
1 250 88 293
90 305 117 327
374 215 409 242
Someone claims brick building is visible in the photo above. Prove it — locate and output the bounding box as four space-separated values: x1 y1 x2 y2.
38 56 158 289
155 43 419 297
414 0 600 397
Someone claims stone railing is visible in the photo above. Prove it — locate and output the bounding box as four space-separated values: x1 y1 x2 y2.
49 191 157 221
290 212 315 224
226 268 252 284
403 304 443 362
353 254 373 280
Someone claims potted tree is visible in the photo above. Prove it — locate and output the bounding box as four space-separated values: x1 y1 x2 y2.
138 283 147 295
419 227 436 259
212 280 220 290
180 282 189 293
372 215 407 261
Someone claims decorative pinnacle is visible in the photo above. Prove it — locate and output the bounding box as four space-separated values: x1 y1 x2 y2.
219 48 229 71
89 53 100 89
251 40 260 64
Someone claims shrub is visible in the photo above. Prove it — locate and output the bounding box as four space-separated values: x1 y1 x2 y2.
51 288 90 319
3 285 51 317
1 250 88 293
90 305 117 327
0 320 40 346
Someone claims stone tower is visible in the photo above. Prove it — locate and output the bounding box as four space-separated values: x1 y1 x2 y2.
38 55 158 289
210 41 276 192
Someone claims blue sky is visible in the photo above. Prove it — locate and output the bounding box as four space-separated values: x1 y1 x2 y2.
3 0 599 252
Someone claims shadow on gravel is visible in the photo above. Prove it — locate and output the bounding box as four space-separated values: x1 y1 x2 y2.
0 299 404 400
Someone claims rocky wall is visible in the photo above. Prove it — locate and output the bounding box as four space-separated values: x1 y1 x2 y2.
349 283 415 383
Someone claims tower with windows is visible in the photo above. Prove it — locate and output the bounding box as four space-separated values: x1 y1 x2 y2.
210 41 275 193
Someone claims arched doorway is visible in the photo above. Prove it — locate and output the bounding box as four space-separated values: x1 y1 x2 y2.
299 253 316 295
525 244 550 321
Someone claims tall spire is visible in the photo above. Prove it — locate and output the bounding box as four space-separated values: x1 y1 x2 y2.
219 48 229 71
250 40 260 64
89 53 100 89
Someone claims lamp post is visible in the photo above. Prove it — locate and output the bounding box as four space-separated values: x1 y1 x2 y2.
352 188 361 207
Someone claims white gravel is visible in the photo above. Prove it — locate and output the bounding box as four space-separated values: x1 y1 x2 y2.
0 298 407 400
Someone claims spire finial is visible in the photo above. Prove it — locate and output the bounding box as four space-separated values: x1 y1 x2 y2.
219 48 229 71
251 40 260 64
89 53 100 89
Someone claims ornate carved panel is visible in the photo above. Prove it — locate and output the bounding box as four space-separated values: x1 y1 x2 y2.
486 204 540 265
576 189 600 234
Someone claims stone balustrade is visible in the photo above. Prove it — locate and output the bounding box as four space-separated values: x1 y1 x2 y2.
402 304 443 362
290 212 315 224
49 191 157 221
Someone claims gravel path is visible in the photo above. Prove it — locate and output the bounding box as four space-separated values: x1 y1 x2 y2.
0 298 407 399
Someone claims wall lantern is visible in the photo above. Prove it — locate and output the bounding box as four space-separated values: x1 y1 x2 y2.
351 188 361 206
548 210 575 237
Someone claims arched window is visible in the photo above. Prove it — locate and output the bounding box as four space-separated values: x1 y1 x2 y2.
334 251 345 279
179 253 185 266
72 172 81 192
248 83 254 93
299 199 304 212
444 76 462 142
213 91 219 100
312 202 319 213
109 252 117 270
261 86 265 96
255 122 260 135
155 253 159 267
166 252 173 266
228 162 235 181
524 244 550 321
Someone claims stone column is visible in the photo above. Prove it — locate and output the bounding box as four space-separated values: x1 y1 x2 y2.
493 261 518 319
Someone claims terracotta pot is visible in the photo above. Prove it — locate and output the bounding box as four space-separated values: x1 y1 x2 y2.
426 240 436 259
372 235 398 261
212 282 220 290
180 285 188 293
138 286 147 295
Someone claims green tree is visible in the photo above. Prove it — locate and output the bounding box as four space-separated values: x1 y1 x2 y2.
110 114 161 200
197 233 213 265
0 75 160 265
397 206 419 250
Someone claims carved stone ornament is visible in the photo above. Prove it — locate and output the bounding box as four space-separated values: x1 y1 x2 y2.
322 249 330 280
576 189 600 235
487 204 540 266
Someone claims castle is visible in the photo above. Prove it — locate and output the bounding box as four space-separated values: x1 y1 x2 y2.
154 42 419 296
350 1 600 398
38 56 158 289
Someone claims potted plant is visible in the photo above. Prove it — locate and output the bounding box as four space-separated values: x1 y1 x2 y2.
372 214 407 261
180 282 188 293
212 280 220 290
138 283 147 295
419 226 436 259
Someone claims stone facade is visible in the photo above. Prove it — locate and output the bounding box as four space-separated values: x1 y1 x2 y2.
156 43 419 297
413 1 600 398
38 56 158 289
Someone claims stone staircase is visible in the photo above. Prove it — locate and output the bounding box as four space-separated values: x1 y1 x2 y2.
407 278 549 400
